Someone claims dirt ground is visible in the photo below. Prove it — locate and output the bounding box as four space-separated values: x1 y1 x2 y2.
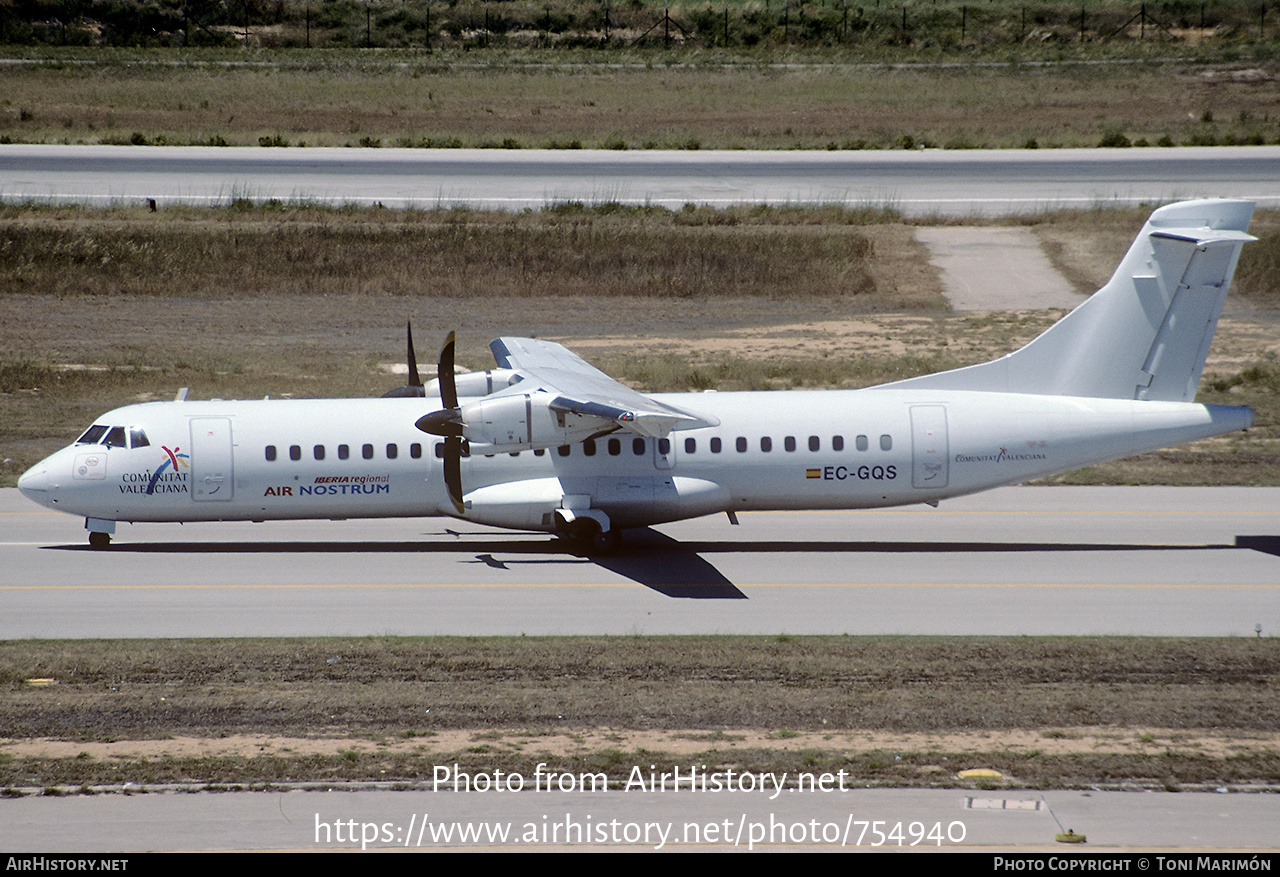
5 726 1276 766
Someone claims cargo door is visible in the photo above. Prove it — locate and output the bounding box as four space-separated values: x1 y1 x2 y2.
910 405 949 489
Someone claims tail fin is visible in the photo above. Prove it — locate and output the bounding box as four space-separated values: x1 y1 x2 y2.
883 199 1256 401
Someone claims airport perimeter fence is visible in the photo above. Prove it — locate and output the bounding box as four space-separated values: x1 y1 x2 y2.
0 0 1276 51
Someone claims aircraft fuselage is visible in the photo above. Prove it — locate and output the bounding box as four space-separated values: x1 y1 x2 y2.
17 389 1253 534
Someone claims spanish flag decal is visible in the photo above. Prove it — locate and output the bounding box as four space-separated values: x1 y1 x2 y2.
806 469 821 479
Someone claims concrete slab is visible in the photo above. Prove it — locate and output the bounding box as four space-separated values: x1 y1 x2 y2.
917 226 1085 310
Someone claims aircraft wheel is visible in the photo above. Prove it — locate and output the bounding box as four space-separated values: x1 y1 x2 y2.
88 531 112 550
559 520 621 556
591 529 623 556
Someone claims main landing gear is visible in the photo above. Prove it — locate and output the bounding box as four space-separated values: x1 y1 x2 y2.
88 531 112 550
557 517 623 556
553 503 621 555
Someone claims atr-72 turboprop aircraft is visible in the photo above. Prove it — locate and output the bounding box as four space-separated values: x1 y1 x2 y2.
17 199 1260 552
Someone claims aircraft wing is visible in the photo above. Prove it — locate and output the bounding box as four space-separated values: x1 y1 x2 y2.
489 337 720 437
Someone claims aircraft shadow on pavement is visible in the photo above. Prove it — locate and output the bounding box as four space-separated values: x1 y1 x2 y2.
45 531 1264 598
48 529 745 599
1235 535 1280 558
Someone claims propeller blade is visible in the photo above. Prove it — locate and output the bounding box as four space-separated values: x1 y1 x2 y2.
439 331 458 410
406 320 422 390
420 331 464 515
380 321 426 398
443 437 465 514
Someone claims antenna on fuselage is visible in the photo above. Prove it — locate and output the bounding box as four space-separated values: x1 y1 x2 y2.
174 387 189 402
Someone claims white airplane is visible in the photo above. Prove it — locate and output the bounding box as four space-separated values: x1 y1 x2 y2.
17 199 1259 552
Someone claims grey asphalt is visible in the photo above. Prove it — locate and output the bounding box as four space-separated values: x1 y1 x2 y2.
4 144 1280 215
3 486 1278 639
1 785 1277 852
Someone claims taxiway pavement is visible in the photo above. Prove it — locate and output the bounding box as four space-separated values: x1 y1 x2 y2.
4 144 1280 216
3 486 1277 639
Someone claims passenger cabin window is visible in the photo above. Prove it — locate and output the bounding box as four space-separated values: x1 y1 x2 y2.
711 437 722 453
880 434 893 451
784 436 796 452
736 437 747 453
808 436 820 452
289 445 302 461
832 436 844 451
129 428 150 448
856 435 869 452
265 445 277 462
104 427 127 449
608 438 621 456
314 445 325 461
411 443 422 459
583 439 596 457
685 438 696 454
387 443 398 460
633 438 645 455
760 437 772 452
338 444 350 460
658 438 671 455
362 444 374 460
558 445 571 457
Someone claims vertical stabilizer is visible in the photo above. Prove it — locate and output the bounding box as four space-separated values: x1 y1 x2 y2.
880 200 1256 401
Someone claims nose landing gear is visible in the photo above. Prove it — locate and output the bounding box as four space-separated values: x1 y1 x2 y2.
85 518 115 550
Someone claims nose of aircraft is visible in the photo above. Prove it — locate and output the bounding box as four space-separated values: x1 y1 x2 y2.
17 461 50 499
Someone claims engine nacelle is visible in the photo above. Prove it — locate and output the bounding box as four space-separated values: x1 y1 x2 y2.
427 369 521 399
461 392 609 452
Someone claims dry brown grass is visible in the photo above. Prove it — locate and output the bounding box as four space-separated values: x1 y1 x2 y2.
5 58 1280 150
3 636 1278 789
0 203 920 302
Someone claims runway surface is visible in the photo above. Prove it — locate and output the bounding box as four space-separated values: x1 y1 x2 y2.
3 486 1278 639
4 144 1280 215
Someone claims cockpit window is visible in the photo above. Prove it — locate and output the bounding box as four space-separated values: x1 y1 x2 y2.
104 426 128 448
77 425 108 445
129 427 150 448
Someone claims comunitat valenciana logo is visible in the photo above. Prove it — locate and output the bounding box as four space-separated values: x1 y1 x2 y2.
145 445 190 495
